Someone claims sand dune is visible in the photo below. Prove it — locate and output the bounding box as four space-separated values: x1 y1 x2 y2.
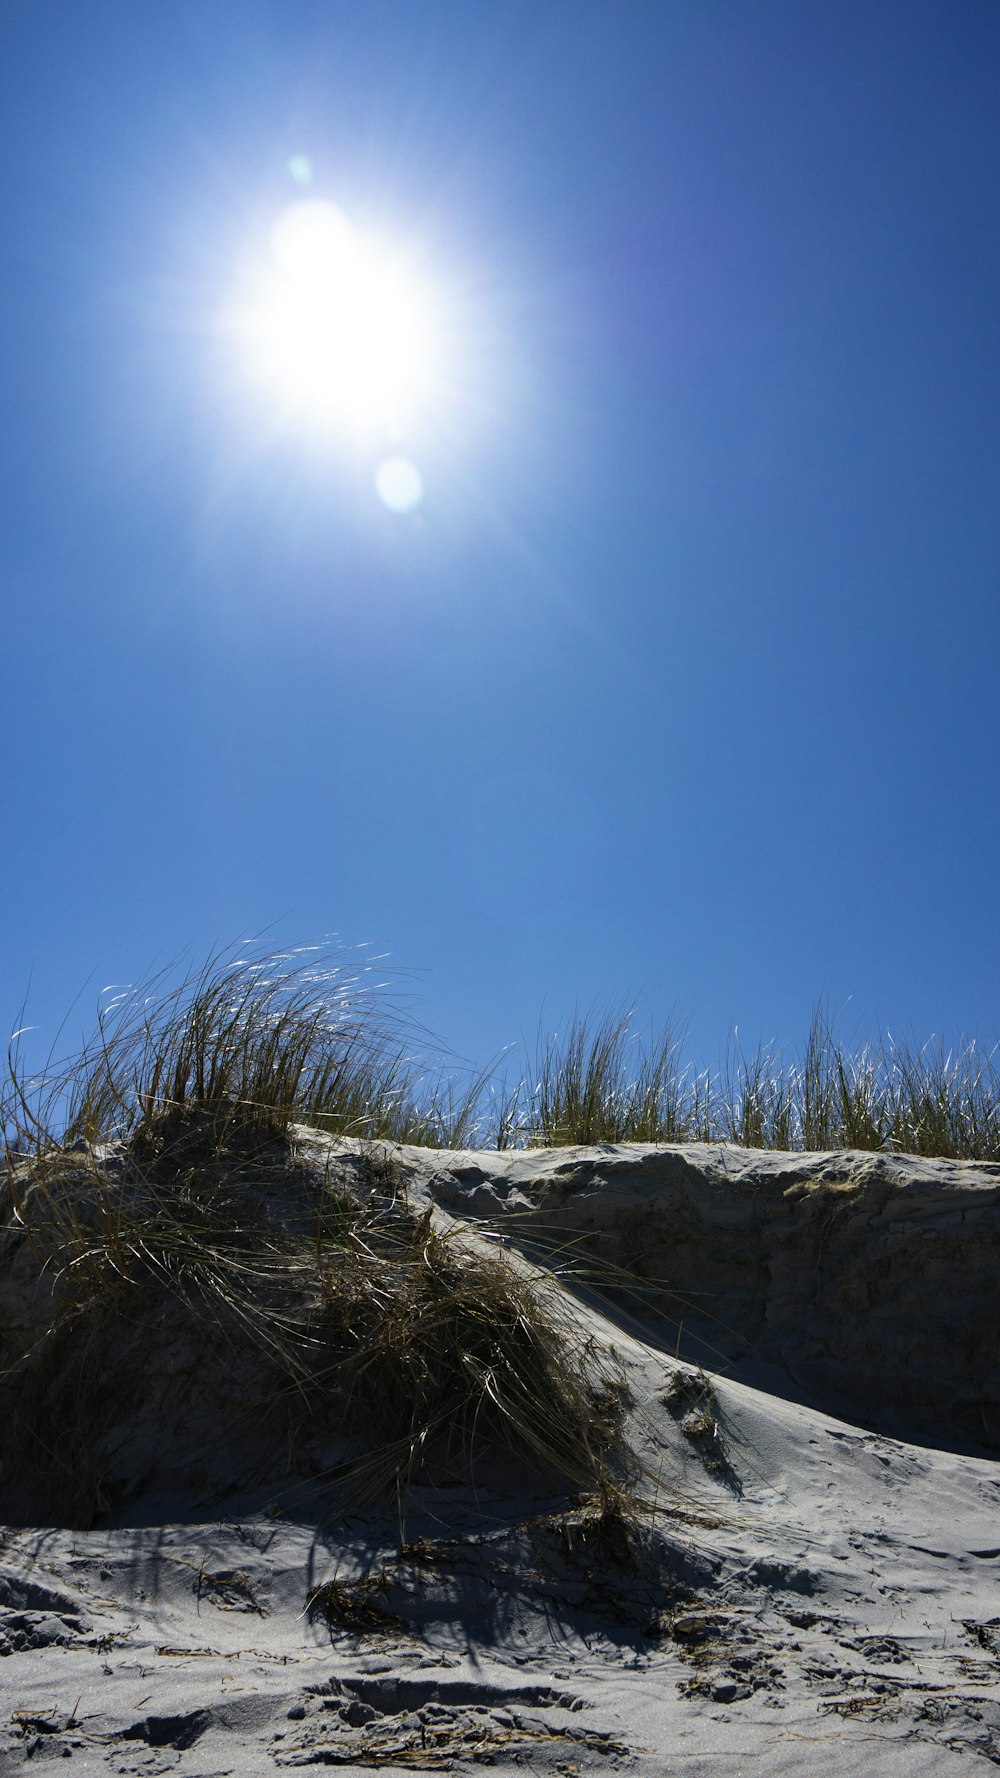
2 1134 999 1774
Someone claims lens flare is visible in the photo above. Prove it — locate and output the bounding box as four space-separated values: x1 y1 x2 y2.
375 455 424 512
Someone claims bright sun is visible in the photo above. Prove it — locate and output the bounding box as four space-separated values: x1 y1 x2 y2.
244 200 439 437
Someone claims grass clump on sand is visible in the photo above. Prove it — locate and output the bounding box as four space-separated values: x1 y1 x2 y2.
525 1007 711 1149
0 947 632 1525
0 1142 631 1525
663 1369 736 1488
306 1572 408 1636
505 1002 1000 1160
5 942 484 1158
715 1006 1000 1159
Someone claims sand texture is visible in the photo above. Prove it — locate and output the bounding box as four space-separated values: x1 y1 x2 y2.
2 1134 999 1775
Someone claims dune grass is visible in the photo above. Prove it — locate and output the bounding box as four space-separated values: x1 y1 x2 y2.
490 1003 999 1161
3 944 485 1162
712 1006 1000 1160
525 1007 713 1148
3 944 998 1163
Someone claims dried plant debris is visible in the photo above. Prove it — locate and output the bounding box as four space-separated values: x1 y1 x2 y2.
272 1677 632 1770
193 1565 267 1614
306 1573 409 1638
6 1682 633 1772
530 1489 641 1577
662 1368 738 1487
654 1603 787 1705
386 1501 718 1643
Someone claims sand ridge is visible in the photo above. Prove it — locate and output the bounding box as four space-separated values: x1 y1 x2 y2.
2 1134 999 1774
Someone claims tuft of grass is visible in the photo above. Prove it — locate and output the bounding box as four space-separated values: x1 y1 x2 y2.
534 1479 642 1575
521 1007 711 1149
0 1120 632 1525
308 1189 632 1509
717 1007 1000 1161
508 1002 1000 1160
719 1034 798 1151
2 943 484 1165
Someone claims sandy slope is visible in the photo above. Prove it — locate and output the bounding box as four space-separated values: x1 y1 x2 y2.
2 1136 999 1775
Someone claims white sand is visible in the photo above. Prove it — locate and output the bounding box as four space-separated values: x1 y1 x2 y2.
2 1135 999 1774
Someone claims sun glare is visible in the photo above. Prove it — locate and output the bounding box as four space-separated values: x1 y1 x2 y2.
244 199 439 437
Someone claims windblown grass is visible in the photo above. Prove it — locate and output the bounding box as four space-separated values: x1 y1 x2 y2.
3 943 997 1164
3 943 483 1162
713 1006 1000 1160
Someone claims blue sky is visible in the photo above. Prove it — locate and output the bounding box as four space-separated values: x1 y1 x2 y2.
2 0 998 1081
